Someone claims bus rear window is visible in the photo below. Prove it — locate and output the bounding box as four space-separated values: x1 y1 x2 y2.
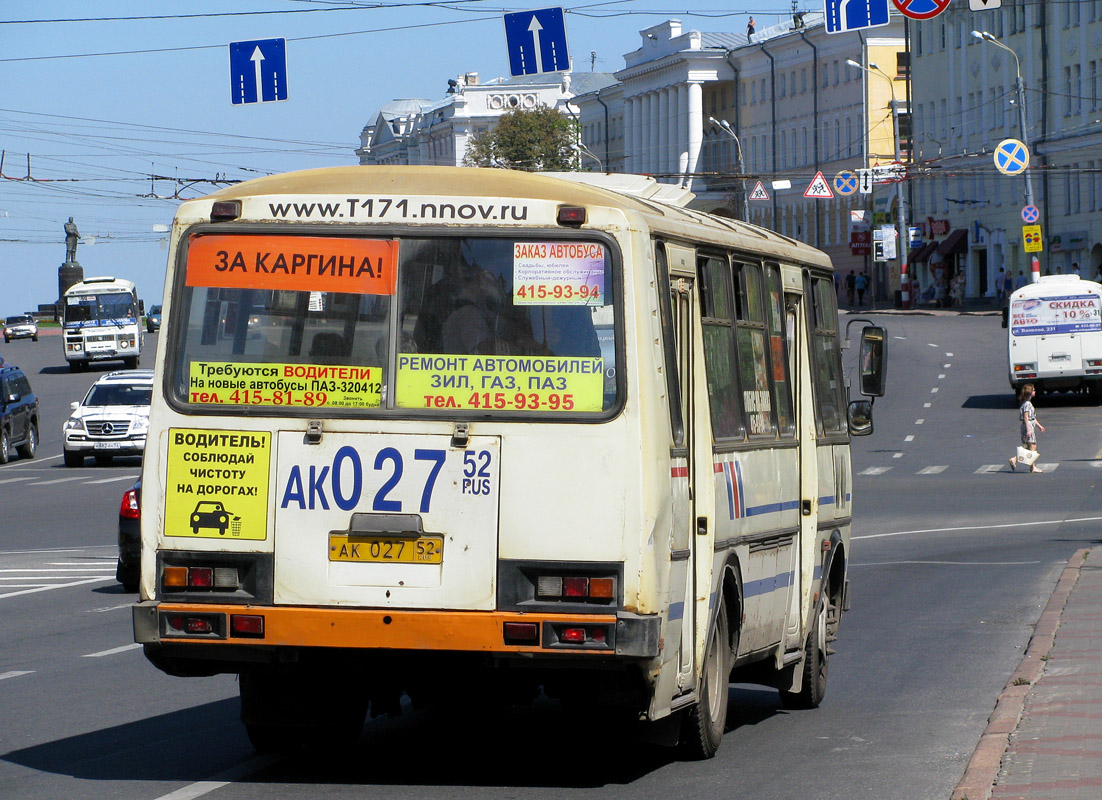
168 233 618 415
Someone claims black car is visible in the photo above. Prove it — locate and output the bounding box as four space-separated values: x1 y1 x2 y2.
117 480 141 592
0 364 39 463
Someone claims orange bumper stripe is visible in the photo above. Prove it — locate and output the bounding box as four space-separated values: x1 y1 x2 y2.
157 604 618 654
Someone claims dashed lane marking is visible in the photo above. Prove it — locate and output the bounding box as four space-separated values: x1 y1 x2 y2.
917 465 949 474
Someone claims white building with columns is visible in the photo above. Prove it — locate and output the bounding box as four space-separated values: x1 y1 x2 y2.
615 20 744 188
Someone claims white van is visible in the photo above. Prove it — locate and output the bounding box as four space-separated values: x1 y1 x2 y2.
1008 275 1102 396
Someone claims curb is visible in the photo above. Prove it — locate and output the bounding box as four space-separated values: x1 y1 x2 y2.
949 548 1089 800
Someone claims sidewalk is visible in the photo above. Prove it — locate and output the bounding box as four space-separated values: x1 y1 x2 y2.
952 548 1102 800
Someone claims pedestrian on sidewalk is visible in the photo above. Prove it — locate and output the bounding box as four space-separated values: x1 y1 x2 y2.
855 272 868 306
1009 383 1045 473
844 270 856 306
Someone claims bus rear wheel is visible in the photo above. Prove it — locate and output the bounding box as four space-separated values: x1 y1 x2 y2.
679 602 730 759
240 669 368 755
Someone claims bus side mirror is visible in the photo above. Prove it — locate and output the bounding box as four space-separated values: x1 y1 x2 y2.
859 326 887 397
848 400 873 436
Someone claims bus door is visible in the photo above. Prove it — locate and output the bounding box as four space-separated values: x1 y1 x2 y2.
783 280 813 653
659 242 699 686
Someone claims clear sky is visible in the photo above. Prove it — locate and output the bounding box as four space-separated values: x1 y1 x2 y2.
0 1 785 317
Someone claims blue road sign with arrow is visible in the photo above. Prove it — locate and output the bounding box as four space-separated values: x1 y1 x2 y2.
229 38 288 105
825 0 891 35
503 8 570 76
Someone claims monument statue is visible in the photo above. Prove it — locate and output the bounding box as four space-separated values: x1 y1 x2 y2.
64 217 80 263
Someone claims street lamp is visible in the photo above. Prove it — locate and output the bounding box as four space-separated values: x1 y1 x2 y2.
708 116 749 222
571 142 604 173
972 29 1040 282
848 58 910 309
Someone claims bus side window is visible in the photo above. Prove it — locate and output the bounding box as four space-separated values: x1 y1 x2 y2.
734 262 776 438
807 273 848 435
655 242 684 448
699 254 745 442
765 263 795 437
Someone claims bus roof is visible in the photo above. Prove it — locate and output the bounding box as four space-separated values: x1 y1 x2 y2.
201 166 833 271
65 276 136 294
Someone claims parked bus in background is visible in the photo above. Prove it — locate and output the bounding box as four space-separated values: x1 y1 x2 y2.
133 166 885 758
1008 274 1102 399
62 276 143 371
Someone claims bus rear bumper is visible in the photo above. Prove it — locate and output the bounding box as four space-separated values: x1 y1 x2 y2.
133 602 660 669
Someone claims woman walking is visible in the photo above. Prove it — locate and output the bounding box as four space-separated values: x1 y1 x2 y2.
1009 383 1045 473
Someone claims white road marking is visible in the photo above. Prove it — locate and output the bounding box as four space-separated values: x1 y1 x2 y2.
86 474 140 484
151 755 280 800
894 336 906 340
0 454 62 471
0 576 114 600
924 402 932 408
916 418 925 425
928 343 938 348
29 477 86 487
0 568 115 573
931 387 940 393
904 435 915 442
946 352 954 357
854 559 1041 567
938 373 946 379
944 363 951 368
917 465 948 475
976 465 1006 473
859 466 893 475
0 670 34 681
854 515 1102 541
0 477 34 485
83 643 142 658
893 452 904 458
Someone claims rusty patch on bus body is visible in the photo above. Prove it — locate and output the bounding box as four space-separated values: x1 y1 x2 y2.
186 234 398 295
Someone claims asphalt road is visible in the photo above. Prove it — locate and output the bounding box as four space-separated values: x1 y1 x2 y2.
2 313 1100 800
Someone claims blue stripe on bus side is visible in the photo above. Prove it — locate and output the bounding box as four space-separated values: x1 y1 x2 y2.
742 570 794 599
669 601 685 621
745 500 801 517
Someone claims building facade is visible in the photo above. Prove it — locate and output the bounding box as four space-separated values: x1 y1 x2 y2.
356 72 616 167
911 1 1102 301
574 13 908 292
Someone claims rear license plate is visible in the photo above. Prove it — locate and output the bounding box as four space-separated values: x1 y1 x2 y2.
94 442 123 449
1050 354 1070 362
328 534 444 564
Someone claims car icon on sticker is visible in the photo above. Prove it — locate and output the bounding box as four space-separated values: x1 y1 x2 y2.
191 501 232 535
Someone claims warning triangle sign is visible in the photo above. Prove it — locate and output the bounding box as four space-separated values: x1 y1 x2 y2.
804 171 834 199
749 180 769 200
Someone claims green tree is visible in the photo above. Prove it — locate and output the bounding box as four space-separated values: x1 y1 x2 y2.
463 105 579 171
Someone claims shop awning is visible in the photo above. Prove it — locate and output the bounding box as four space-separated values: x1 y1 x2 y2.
937 228 969 256
910 241 938 263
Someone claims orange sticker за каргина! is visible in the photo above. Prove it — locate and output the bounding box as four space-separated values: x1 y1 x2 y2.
186 234 398 295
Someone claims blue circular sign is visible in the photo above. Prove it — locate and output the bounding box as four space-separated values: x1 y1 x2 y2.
834 171 858 196
1022 204 1040 223
994 139 1030 176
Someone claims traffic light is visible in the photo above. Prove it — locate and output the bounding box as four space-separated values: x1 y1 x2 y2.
873 241 886 262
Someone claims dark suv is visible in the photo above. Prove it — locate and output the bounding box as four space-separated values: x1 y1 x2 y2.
0 364 39 463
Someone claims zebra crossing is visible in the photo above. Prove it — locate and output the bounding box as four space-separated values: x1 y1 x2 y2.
856 461 1098 476
0 547 118 601
0 472 138 488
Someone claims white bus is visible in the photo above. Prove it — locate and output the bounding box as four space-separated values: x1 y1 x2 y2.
1008 274 1102 397
62 276 143 371
133 166 884 758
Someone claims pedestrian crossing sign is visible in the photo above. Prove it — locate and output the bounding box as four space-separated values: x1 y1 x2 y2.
804 171 834 199
749 180 770 200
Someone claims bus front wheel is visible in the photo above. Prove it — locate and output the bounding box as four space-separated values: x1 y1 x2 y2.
679 601 730 759
781 599 830 710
